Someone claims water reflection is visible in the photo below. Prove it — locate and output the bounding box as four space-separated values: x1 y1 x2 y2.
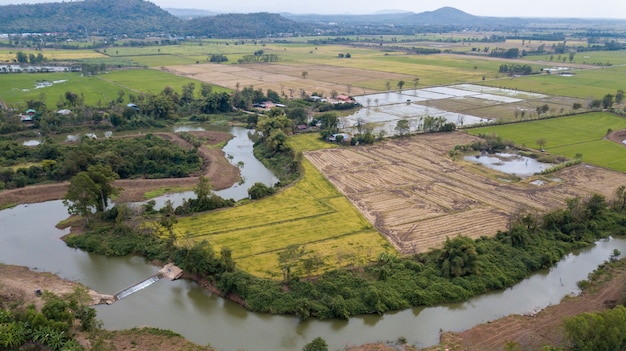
465 152 552 178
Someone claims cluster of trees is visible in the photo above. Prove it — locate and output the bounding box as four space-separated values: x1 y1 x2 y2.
498 64 533 75
14 51 46 64
489 47 520 59
63 164 119 226
0 287 98 351
0 134 201 190
173 176 235 215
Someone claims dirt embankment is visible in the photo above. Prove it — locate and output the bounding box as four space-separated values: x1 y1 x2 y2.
0 264 113 308
0 264 214 351
0 131 241 207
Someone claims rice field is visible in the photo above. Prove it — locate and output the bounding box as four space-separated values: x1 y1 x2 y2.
174 154 393 278
468 112 626 172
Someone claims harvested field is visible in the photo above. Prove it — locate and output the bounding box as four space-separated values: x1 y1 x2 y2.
162 62 414 96
305 132 626 254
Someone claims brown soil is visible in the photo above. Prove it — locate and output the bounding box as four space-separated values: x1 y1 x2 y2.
0 264 113 308
305 132 626 254
606 128 626 146
0 130 241 207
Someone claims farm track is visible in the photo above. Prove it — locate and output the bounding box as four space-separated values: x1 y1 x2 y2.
0 131 240 207
305 132 626 254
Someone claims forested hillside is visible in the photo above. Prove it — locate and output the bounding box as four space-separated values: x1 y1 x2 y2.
183 13 314 38
0 0 181 34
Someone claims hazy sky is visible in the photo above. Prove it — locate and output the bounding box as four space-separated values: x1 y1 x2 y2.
0 0 625 19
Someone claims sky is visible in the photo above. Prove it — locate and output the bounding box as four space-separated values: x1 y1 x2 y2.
0 0 625 19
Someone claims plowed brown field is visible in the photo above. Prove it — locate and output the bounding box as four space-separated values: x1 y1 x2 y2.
161 63 414 97
305 132 626 254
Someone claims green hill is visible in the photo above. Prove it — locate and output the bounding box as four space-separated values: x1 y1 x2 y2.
0 0 181 34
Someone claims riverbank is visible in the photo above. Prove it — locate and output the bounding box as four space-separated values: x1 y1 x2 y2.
0 263 215 351
0 264 113 308
346 259 626 351
3 259 624 351
0 130 240 208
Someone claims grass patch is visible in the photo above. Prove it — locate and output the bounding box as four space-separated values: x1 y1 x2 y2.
479 65 626 98
288 132 337 152
143 186 193 199
468 112 626 172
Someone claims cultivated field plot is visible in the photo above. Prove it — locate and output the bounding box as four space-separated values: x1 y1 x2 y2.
305 133 626 254
162 62 414 97
174 159 392 278
345 84 557 134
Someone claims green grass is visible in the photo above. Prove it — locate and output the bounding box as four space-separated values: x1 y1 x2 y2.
174 143 392 278
468 112 626 172
0 68 229 107
480 65 626 99
0 72 134 107
100 69 230 95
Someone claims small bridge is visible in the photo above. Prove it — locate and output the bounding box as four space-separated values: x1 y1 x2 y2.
112 263 183 302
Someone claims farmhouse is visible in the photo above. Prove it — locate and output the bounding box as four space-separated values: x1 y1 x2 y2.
335 95 355 103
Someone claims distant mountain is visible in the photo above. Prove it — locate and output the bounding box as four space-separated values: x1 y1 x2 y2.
285 7 529 28
183 13 315 38
0 0 181 34
404 7 526 27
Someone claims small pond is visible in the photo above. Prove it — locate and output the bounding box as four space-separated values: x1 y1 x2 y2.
465 152 553 178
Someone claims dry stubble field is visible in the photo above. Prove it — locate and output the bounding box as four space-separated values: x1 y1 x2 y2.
305 132 626 254
162 62 414 97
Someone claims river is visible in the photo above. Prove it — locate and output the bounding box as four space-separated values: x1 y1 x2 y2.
1 128 625 350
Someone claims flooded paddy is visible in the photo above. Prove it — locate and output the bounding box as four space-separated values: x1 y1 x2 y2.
347 84 548 135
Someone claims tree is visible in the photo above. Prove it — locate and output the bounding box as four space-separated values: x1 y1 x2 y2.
86 164 119 213
572 102 582 110
413 77 420 89
301 71 308 79
200 83 213 98
616 90 624 104
302 337 328 351
602 94 614 109
160 199 177 246
15 51 28 63
248 182 274 199
395 119 410 136
63 172 100 227
278 244 306 283
563 305 626 351
397 80 405 91
438 235 479 277
536 138 547 150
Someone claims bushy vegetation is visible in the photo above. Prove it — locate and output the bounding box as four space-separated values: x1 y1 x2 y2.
563 305 626 351
0 287 97 351
0 134 201 189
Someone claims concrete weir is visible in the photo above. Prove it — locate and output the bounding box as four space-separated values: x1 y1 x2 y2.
112 263 183 301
